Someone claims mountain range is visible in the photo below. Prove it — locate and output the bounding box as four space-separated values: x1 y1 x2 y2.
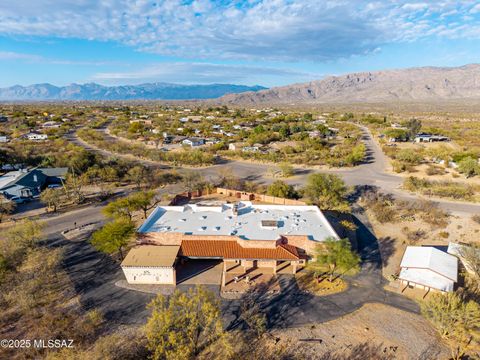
2 64 480 103
220 64 480 104
0 82 266 101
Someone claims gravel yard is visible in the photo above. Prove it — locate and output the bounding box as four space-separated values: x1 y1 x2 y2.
272 303 449 359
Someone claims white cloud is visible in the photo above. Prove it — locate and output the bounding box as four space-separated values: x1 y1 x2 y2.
0 51 43 61
470 3 480 14
91 62 320 84
0 50 120 66
0 1 479 62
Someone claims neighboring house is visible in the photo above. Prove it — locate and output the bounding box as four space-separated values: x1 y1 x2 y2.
182 137 205 147
228 142 245 151
388 136 408 143
0 167 68 199
0 135 9 143
399 246 458 293
121 201 340 285
205 138 221 145
24 131 48 141
129 119 152 125
414 133 450 143
42 121 61 129
242 146 260 153
391 123 408 130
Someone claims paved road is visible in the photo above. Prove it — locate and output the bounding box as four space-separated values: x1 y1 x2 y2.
68 126 480 216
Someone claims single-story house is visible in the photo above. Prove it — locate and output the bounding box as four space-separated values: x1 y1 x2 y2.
42 121 61 129
122 201 340 286
414 133 450 143
24 131 48 141
0 167 68 199
242 146 260 153
182 137 205 147
399 246 458 293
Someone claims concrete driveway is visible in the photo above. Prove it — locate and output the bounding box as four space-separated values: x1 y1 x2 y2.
176 259 223 285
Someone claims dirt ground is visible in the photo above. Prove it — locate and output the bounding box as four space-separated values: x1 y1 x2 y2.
272 303 450 359
365 207 480 279
382 141 480 186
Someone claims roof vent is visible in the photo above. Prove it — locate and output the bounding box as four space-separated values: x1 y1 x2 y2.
261 220 278 228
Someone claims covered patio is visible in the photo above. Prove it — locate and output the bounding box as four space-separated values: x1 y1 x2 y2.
221 258 305 287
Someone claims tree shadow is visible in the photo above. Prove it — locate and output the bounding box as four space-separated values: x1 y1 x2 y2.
376 236 397 269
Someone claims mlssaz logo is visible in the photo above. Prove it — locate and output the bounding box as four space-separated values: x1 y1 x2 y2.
33 339 74 349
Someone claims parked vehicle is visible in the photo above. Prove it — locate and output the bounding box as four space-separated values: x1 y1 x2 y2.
10 196 30 204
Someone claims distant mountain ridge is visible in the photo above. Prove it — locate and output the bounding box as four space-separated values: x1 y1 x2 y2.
220 64 480 104
0 82 266 101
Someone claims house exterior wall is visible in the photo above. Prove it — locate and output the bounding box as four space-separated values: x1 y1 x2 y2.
1 184 33 198
257 260 277 268
122 266 175 285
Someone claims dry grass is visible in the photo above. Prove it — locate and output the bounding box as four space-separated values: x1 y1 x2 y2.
296 271 347 296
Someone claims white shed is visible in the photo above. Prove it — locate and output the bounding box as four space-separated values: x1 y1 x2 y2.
399 246 458 293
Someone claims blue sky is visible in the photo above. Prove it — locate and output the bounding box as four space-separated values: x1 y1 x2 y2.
0 0 480 88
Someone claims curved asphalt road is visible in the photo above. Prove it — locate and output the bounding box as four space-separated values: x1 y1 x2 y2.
68 125 480 215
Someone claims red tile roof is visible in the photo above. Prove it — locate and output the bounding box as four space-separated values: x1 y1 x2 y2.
179 240 300 260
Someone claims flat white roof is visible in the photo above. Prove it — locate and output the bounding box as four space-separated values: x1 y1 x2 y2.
138 201 339 242
399 246 458 291
0 171 25 189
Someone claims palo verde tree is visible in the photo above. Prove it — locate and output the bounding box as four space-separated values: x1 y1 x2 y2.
102 197 138 220
90 218 135 260
128 190 158 218
302 173 350 212
421 292 480 360
145 286 231 360
311 238 360 282
0 195 15 223
40 188 65 212
266 180 298 199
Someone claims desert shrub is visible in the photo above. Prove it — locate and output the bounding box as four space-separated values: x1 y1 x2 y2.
472 214 480 224
426 165 446 176
438 231 450 239
395 148 424 164
410 200 450 228
363 191 397 223
403 177 476 200
392 160 407 173
457 156 480 178
402 227 426 244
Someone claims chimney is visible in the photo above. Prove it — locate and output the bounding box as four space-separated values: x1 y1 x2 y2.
33 174 38 183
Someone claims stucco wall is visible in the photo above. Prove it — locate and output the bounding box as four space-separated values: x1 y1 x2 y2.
122 266 175 285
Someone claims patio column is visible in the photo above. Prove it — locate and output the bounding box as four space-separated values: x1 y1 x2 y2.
292 262 297 274
272 261 277 275
221 261 227 287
